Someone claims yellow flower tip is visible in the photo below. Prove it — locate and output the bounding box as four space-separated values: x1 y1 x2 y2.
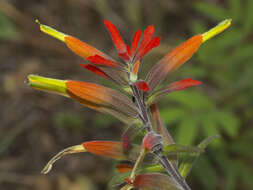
41 145 86 174
27 74 69 97
35 19 66 42
202 19 232 43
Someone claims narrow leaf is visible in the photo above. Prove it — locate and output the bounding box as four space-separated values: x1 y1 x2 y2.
146 34 203 94
163 144 204 155
149 104 174 146
179 135 220 178
147 78 202 105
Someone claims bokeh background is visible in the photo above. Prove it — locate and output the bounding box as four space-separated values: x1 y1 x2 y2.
0 0 253 189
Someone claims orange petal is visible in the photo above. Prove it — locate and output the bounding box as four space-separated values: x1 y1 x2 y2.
146 34 203 93
132 60 141 77
82 141 124 160
65 36 108 60
65 80 138 118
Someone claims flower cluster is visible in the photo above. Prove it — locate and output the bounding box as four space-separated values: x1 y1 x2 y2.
29 19 231 190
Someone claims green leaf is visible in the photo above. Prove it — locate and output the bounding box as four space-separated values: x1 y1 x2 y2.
163 144 204 155
178 135 219 178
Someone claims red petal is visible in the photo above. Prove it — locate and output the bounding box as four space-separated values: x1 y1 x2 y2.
135 80 150 92
79 64 109 78
126 44 131 57
137 36 160 60
87 54 117 67
104 20 128 58
137 25 154 56
170 78 202 91
119 52 130 61
131 30 141 55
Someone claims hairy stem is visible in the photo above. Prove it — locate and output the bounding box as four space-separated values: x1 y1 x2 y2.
130 83 191 190
130 84 152 132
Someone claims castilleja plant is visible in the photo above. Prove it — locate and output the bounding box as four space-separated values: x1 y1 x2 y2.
28 19 231 190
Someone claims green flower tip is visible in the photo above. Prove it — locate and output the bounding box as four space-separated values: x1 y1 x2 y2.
202 19 232 43
28 74 68 97
35 19 66 42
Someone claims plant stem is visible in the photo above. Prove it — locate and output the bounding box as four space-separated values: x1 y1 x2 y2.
130 83 191 190
130 84 152 132
129 148 146 182
155 152 191 190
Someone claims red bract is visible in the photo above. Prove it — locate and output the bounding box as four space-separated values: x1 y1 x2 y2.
135 80 150 92
87 54 118 67
104 20 129 60
79 64 109 78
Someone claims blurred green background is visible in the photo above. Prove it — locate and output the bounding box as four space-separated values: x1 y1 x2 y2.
0 0 252 189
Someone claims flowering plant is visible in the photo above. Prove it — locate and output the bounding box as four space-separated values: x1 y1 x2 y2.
28 19 231 190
